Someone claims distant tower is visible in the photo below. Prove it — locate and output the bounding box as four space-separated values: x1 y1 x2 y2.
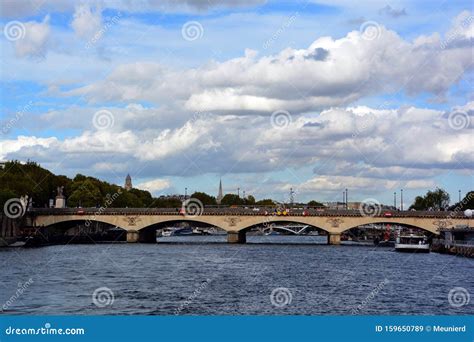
125 174 132 190
217 179 223 204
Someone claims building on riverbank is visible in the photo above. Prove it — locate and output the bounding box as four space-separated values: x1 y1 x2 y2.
431 226 474 257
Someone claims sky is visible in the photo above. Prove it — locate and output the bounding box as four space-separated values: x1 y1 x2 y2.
0 0 473 206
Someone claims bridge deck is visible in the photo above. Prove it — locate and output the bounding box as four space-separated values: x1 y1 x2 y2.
28 208 467 219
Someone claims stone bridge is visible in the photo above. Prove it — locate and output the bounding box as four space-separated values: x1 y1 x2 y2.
28 208 470 244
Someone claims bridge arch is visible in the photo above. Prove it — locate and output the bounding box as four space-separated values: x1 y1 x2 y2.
34 216 128 231
339 220 439 235
39 218 128 230
32 218 128 243
138 218 227 242
137 218 226 232
237 218 330 234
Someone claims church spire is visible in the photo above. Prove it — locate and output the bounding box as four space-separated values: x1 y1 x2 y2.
217 178 223 204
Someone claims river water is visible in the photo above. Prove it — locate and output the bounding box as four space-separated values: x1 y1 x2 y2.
1 236 473 315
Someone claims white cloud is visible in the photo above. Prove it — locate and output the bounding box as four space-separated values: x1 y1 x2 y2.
62 13 473 114
0 7 471 203
299 175 398 192
71 4 102 39
135 178 171 194
0 136 57 159
60 130 138 154
2 102 471 177
405 180 437 189
13 16 51 58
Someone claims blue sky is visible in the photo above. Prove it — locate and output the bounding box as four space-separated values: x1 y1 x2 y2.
0 0 473 206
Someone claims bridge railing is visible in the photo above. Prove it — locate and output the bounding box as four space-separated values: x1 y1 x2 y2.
27 207 469 218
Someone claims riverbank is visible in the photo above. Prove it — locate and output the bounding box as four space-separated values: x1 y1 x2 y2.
431 239 474 258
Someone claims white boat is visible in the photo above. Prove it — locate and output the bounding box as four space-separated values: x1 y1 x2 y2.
6 240 27 247
161 228 174 237
395 234 430 253
159 227 193 238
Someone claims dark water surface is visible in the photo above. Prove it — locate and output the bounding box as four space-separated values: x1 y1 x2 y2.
1 236 473 315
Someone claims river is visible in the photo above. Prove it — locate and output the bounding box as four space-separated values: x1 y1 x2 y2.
1 236 472 315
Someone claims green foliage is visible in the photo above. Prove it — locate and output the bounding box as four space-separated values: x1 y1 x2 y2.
255 198 275 205
449 191 474 211
221 194 244 205
0 189 17 208
409 188 450 211
190 192 217 205
150 197 182 208
0 160 68 207
67 179 103 207
307 200 324 207
1 160 334 209
0 161 155 208
244 195 256 205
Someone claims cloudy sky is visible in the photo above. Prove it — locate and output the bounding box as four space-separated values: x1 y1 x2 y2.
0 0 472 205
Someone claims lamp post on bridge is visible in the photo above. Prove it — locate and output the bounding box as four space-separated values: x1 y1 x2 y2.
394 192 397 209
185 187 187 200
459 190 461 203
342 191 345 210
345 188 348 210
400 189 404 211
237 187 240 198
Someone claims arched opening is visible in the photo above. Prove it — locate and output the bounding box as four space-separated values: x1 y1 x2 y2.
139 220 227 243
30 220 127 246
340 222 436 247
239 220 330 245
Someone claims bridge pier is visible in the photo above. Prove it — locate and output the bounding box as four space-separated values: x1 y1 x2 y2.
126 230 139 243
328 233 341 245
227 231 246 244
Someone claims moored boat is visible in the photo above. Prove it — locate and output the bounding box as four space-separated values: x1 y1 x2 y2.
395 234 430 253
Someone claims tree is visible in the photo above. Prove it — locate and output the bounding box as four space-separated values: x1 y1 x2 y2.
150 197 182 208
255 198 274 205
410 196 426 211
409 188 450 211
449 191 474 211
307 200 324 207
0 189 17 208
190 192 217 206
221 194 243 205
244 195 256 205
67 179 103 207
